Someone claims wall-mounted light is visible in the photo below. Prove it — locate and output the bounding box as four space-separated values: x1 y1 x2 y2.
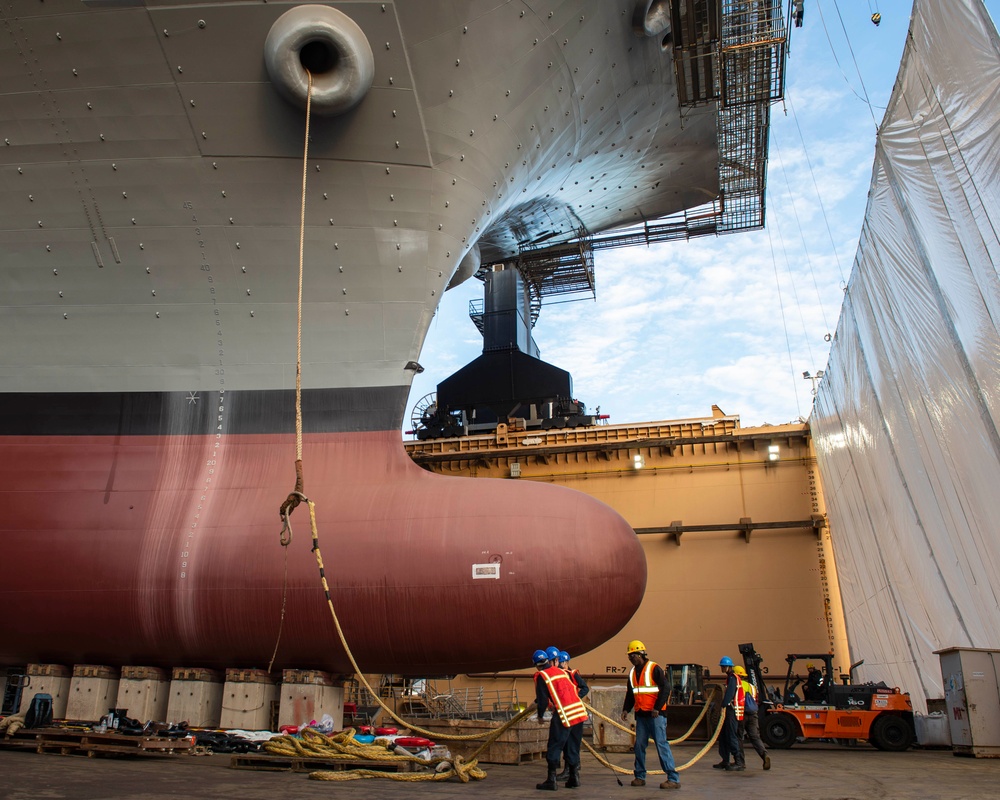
509 462 521 478
633 454 645 470
768 444 780 462
803 369 825 396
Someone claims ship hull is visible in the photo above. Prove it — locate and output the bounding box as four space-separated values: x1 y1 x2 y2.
0 0 720 672
2 422 645 674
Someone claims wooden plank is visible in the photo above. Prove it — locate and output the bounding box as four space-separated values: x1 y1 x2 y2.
17 728 195 759
83 745 153 756
36 744 81 755
230 754 297 771
229 753 415 773
0 736 39 751
139 738 194 752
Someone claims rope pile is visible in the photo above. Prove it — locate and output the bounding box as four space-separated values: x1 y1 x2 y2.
0 712 26 738
264 726 489 782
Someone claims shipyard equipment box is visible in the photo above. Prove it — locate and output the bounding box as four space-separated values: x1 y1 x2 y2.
935 647 1000 757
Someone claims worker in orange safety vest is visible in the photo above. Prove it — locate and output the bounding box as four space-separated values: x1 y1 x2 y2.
555 650 589 782
620 640 680 789
533 649 587 790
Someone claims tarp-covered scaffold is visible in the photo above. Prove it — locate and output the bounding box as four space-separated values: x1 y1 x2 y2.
811 0 1000 714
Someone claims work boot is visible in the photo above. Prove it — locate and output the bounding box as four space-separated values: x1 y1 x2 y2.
536 765 559 791
630 778 646 786
712 761 729 769
762 754 771 770
726 763 745 771
556 763 569 781
659 781 680 790
566 765 581 789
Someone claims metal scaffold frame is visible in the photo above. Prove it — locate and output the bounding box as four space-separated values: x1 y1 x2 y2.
479 0 787 316
716 0 786 231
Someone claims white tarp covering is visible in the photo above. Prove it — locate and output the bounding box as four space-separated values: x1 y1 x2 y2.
811 0 1000 713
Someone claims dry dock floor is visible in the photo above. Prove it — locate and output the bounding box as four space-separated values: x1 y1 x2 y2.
2 742 998 799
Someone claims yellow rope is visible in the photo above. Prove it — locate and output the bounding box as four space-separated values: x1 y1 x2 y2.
581 705 725 776
271 70 313 673
265 544 290 674
277 69 312 528
266 69 715 784
264 726 488 783
269 67 518 752
0 712 26 737
294 71 311 465
584 686 719 745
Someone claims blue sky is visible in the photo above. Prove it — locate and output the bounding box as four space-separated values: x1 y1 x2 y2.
405 1 1000 433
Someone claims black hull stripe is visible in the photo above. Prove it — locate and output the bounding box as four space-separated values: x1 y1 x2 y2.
0 388 408 436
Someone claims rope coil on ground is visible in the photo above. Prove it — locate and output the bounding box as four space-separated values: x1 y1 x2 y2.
264 727 488 783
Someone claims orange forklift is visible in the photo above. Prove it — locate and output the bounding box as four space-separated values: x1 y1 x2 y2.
738 643 915 751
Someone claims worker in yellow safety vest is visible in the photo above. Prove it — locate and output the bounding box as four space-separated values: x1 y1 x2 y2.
620 640 680 789
733 665 770 770
713 656 746 771
533 649 587 790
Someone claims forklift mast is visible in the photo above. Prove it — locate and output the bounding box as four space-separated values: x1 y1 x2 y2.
737 643 774 712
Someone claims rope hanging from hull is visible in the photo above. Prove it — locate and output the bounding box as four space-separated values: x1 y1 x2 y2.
265 69 720 785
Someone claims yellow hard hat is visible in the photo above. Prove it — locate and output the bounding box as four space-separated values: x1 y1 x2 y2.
627 640 646 654
733 666 747 677
806 662 815 669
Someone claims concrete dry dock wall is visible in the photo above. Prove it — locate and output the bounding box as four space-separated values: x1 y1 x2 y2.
405 413 851 706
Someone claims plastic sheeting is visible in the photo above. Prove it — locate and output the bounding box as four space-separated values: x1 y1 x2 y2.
811 0 1000 713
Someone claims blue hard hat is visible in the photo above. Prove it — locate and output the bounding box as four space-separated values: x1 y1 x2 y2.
533 649 549 666
720 656 735 667
546 646 561 662
559 651 570 663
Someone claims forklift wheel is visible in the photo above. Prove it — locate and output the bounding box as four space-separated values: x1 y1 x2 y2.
869 715 914 752
761 713 798 749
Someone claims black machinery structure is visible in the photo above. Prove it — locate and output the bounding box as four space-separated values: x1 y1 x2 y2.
412 258 603 440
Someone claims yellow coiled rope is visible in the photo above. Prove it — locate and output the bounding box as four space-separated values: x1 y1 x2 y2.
264 724 509 782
